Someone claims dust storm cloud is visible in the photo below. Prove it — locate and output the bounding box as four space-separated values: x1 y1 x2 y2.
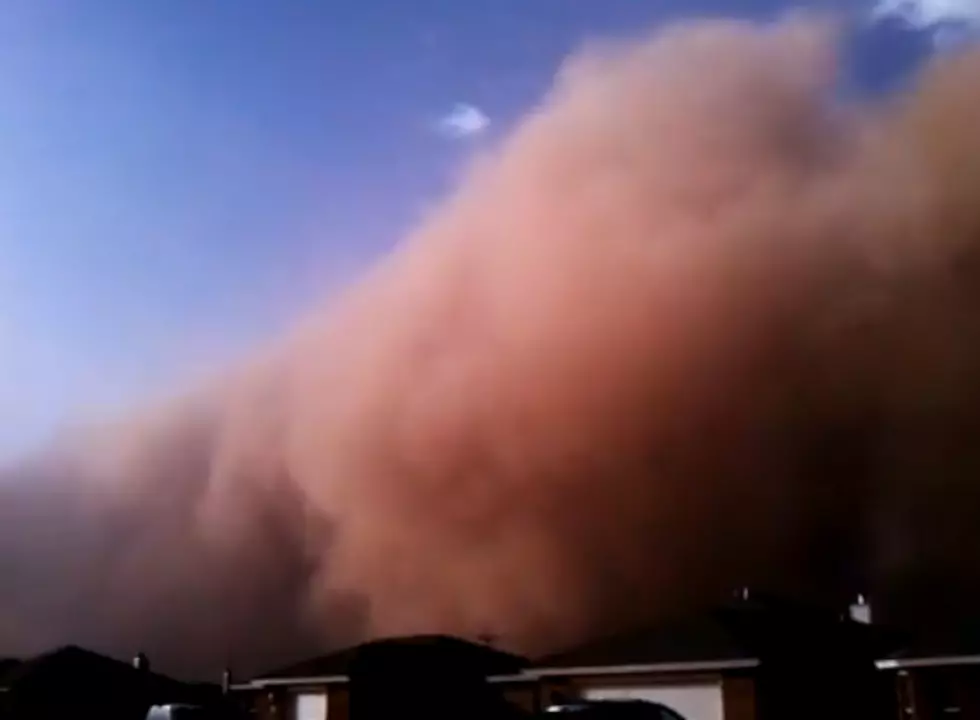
4 13 980 676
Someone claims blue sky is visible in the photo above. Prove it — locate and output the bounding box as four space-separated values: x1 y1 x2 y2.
0 0 971 457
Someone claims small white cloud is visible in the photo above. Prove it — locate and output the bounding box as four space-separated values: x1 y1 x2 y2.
436 103 490 139
872 0 980 46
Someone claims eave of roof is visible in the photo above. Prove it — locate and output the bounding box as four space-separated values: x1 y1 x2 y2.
236 601 980 691
876 654 980 670
234 657 761 691
525 658 760 677
233 651 980 693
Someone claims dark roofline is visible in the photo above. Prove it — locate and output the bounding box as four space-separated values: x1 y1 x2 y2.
525 659 760 678
251 634 526 686
0 645 217 704
232 602 980 692
532 607 756 672
531 593 900 673
235 658 762 691
238 599 880 691
257 646 359 681
233 652 980 692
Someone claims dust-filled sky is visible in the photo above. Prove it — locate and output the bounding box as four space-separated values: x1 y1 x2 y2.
6 0 980 681
0 0 966 459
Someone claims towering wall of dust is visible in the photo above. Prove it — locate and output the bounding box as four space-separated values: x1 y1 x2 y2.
4 14 980 676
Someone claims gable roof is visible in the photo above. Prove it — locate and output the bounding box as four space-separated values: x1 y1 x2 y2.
253 635 528 686
713 595 901 663
258 645 361 681
241 597 910 687
1 645 210 706
533 613 755 674
877 620 980 667
350 635 527 677
532 594 900 676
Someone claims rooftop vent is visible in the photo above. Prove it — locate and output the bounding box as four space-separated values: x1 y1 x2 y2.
849 594 872 624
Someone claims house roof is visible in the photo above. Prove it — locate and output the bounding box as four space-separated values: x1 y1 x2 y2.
240 597 919 687
349 635 528 677
876 621 980 667
1 645 210 705
533 613 754 674
532 594 901 676
258 645 361 681
253 635 528 685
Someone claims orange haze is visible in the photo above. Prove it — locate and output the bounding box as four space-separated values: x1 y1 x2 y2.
4 14 980 678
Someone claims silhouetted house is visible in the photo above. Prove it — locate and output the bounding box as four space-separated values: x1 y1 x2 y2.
876 624 980 720
347 636 529 720
528 612 759 720
521 592 901 720
0 645 221 720
234 595 900 720
710 593 896 720
235 643 358 720
237 635 530 720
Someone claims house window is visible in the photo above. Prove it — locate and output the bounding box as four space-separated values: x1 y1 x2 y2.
295 692 328 720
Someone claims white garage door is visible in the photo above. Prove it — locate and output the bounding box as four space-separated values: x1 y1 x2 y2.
582 682 724 720
294 692 328 720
